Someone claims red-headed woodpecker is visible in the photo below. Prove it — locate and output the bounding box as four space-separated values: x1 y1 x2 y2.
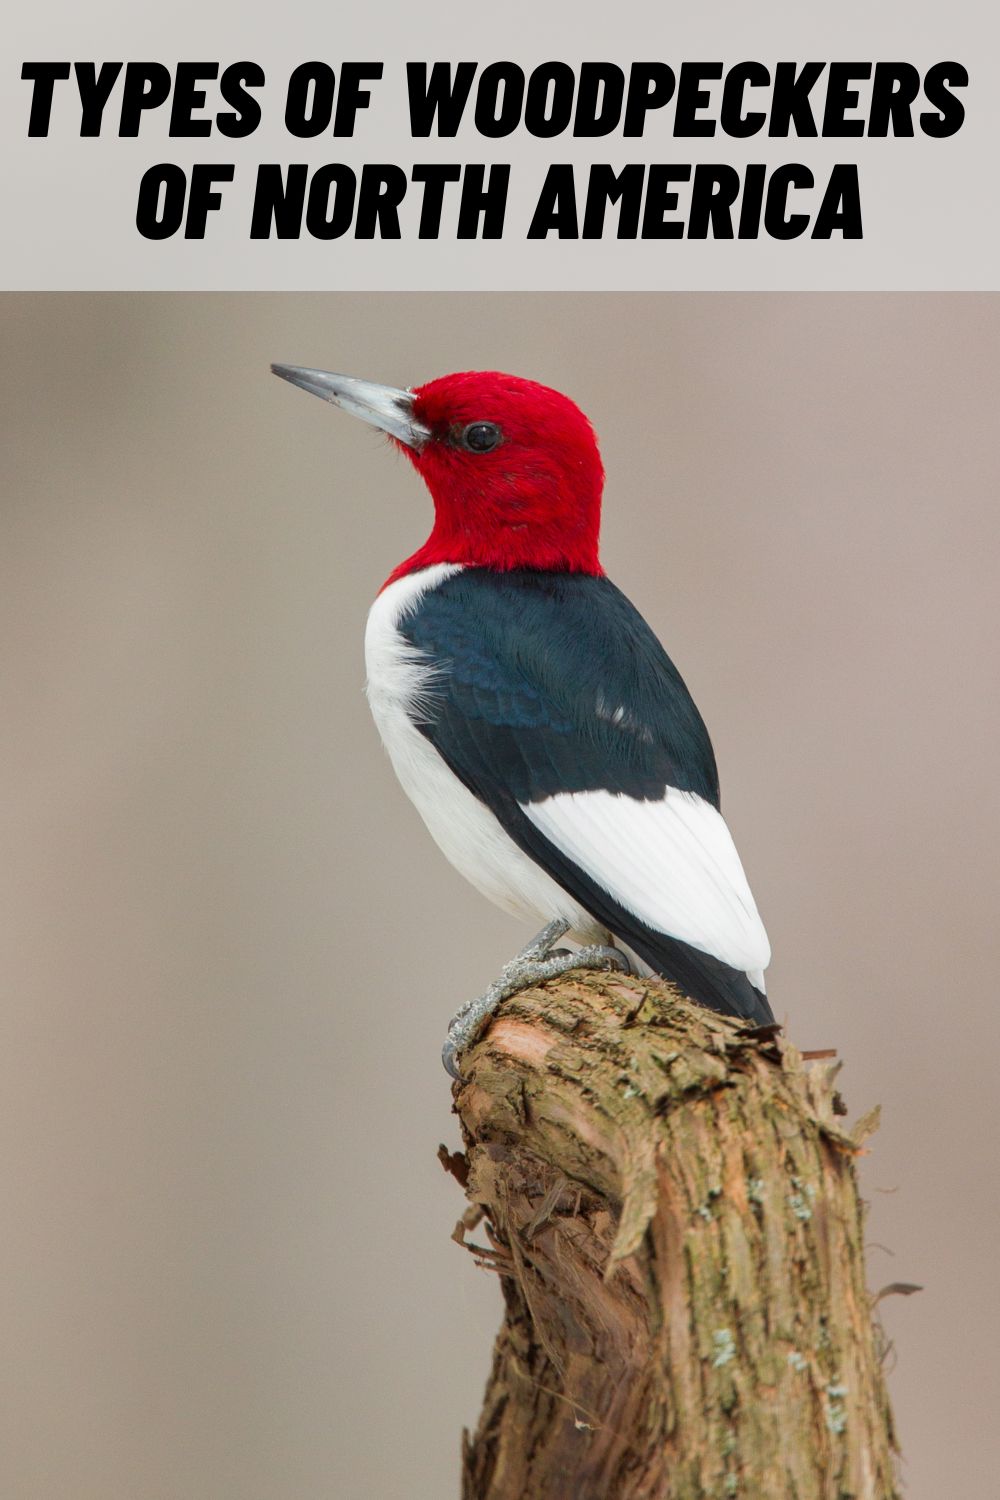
272 366 772 1075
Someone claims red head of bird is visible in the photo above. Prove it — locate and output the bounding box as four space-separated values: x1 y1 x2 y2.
271 365 605 581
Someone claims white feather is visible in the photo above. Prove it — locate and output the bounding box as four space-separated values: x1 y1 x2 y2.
364 568 605 941
522 788 770 979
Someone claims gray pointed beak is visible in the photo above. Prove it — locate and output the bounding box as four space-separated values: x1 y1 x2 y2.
270 364 430 450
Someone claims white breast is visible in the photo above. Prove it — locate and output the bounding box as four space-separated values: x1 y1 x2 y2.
364 567 602 938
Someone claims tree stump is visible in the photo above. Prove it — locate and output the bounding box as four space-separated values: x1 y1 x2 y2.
447 969 899 1500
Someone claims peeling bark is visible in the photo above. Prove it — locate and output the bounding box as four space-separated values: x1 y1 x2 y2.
449 971 899 1500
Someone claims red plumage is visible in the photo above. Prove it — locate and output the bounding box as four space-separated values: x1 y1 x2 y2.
384 371 605 586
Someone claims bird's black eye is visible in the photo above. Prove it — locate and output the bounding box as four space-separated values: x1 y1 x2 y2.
458 421 502 454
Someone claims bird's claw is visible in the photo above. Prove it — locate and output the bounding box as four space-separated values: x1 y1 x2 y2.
442 921 631 1080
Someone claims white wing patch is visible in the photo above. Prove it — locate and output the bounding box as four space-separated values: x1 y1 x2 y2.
521 788 771 979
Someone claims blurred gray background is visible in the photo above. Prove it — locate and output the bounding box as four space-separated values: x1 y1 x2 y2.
1 294 997 1498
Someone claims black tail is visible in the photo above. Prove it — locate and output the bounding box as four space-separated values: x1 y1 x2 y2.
625 928 774 1027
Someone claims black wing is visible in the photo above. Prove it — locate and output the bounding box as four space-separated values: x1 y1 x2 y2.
402 568 772 1023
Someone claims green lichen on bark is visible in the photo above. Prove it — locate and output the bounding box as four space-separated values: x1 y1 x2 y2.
453 971 899 1500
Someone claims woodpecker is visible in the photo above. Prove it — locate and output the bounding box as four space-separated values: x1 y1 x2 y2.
272 365 773 1075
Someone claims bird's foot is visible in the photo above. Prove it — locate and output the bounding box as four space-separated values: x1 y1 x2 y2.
442 919 631 1079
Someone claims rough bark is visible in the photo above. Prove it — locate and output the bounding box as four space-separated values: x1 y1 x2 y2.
447 970 899 1500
